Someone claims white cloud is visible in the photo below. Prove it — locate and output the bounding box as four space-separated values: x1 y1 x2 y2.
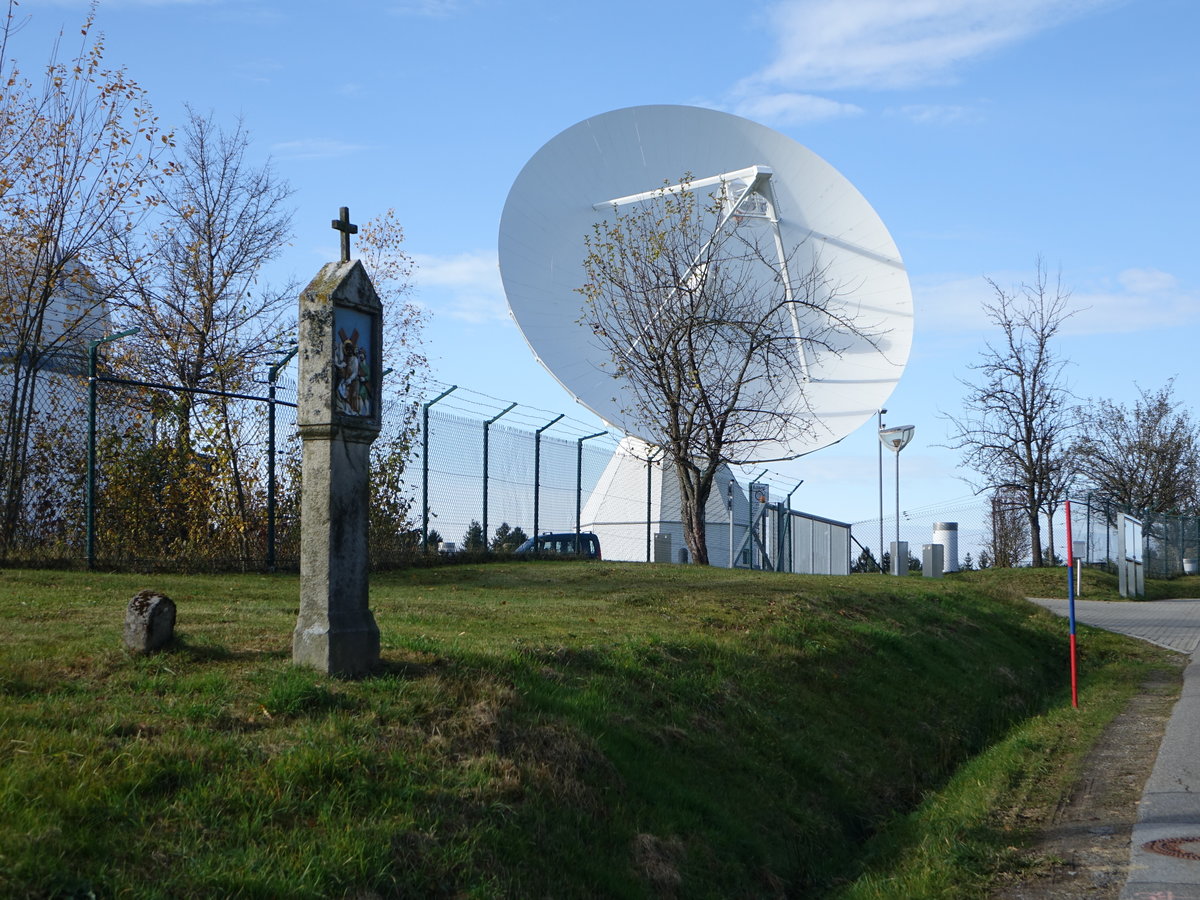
887 103 981 125
731 92 863 125
750 0 1112 91
387 0 471 16
728 0 1114 123
912 266 1200 336
412 250 511 325
911 274 995 331
1116 267 1178 294
1068 282 1199 335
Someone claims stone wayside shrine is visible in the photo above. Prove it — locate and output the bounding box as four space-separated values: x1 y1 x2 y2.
292 208 384 676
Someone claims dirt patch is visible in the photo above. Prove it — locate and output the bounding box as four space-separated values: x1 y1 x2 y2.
992 660 1186 899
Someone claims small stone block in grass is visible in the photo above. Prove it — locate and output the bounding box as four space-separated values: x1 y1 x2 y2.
123 590 176 654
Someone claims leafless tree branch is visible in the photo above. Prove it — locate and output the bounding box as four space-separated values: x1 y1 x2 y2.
579 176 880 564
944 258 1078 566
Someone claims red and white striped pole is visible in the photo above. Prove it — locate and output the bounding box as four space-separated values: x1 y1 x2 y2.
1065 499 1078 708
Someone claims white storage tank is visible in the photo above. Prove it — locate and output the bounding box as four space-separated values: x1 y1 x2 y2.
933 522 959 572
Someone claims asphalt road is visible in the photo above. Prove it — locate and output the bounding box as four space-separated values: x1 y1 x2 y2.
1029 596 1200 900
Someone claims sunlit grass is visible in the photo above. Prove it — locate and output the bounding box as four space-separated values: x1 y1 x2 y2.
949 564 1200 601
0 563 1179 897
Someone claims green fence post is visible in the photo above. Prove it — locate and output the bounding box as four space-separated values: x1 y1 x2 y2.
266 347 297 571
482 403 517 547
783 481 803 572
533 414 563 540
576 432 607 544
85 327 138 570
421 386 456 550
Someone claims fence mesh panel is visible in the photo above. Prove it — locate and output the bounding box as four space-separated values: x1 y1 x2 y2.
854 494 1200 577
4 365 1197 576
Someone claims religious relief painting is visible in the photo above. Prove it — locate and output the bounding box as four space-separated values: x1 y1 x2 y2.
333 308 373 417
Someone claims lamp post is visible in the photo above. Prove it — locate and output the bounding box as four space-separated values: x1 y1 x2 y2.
877 408 887 573
879 424 915 575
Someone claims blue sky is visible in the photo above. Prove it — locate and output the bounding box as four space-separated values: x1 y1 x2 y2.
15 0 1200 529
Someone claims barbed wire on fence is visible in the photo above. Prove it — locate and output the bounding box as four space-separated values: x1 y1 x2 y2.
4 360 1196 577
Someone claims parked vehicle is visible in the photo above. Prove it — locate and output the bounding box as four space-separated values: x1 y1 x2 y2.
514 531 601 559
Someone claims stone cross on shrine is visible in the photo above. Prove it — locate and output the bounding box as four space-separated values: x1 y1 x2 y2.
331 206 358 263
293 207 383 677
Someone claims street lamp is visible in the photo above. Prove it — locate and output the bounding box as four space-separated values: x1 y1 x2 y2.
879 424 915 575
877 408 887 573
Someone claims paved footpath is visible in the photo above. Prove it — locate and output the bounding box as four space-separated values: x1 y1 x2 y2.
1029 597 1200 900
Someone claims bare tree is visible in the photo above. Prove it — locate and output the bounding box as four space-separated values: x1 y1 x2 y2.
987 487 1032 568
357 206 427 409
357 208 428 552
946 260 1077 567
1074 379 1200 521
0 1 24 176
104 108 295 556
230 207 427 566
0 9 172 550
117 107 295 421
579 176 873 565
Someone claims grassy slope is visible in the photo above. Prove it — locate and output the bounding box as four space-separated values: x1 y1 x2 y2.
0 564 1179 898
949 565 1200 601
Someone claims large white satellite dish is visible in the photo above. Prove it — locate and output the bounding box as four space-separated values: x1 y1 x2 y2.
498 104 913 459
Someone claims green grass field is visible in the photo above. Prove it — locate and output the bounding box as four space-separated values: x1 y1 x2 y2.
948 564 1200 601
0 563 1183 898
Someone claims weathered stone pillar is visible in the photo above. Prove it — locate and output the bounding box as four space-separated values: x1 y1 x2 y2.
293 255 383 676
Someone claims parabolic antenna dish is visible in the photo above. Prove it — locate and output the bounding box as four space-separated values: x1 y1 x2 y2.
498 104 913 459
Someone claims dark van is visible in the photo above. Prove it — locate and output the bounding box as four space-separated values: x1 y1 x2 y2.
514 531 601 559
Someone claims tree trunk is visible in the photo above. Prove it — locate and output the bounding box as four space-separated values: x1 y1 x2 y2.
1027 500 1044 567
0 362 40 549
674 461 714 565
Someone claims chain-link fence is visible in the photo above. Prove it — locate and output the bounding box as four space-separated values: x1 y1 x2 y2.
0 363 303 570
0 363 631 570
1066 498 1200 579
418 403 621 555
4 359 1195 577
86 371 302 572
2 363 853 571
851 493 1200 578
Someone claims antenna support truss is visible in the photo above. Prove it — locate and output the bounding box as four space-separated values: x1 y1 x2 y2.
594 165 811 380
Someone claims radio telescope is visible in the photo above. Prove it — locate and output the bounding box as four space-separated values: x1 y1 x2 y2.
498 104 913 461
